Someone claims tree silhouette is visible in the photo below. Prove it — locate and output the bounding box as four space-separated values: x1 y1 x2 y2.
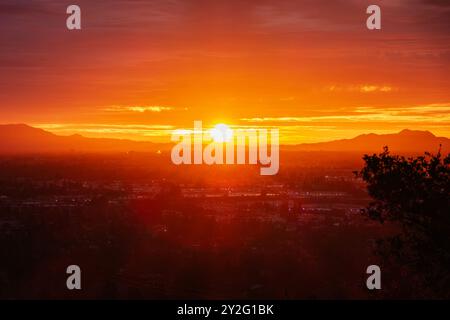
356 146 450 297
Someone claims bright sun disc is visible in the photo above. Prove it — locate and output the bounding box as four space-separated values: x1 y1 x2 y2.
210 124 233 143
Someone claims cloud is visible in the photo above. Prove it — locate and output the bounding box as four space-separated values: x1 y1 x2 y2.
0 2 56 16
360 86 393 93
34 123 175 140
421 0 450 8
325 85 396 93
102 105 177 113
355 103 450 117
240 102 450 124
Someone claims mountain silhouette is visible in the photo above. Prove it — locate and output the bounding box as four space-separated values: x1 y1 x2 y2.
293 129 449 153
0 124 164 154
0 124 448 154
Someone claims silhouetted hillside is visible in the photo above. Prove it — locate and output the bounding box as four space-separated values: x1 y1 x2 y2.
0 124 166 153
0 124 448 154
291 129 449 153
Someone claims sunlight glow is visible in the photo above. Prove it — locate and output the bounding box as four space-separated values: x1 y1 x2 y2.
209 124 234 143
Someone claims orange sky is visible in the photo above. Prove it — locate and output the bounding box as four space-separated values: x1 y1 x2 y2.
0 0 449 143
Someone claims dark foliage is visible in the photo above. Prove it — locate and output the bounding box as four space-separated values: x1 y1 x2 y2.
357 146 450 297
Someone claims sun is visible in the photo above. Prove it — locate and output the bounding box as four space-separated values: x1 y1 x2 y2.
209 123 233 143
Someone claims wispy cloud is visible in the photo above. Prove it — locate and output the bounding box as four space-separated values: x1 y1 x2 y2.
240 103 450 124
34 123 175 141
326 85 396 93
102 105 180 113
354 103 450 116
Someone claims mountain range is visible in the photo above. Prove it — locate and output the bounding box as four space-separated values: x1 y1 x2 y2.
0 124 162 154
0 124 448 154
290 129 448 153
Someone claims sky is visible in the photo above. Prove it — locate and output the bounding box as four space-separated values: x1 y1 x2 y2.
0 0 449 143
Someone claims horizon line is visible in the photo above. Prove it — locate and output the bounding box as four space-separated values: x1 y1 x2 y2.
0 123 449 146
